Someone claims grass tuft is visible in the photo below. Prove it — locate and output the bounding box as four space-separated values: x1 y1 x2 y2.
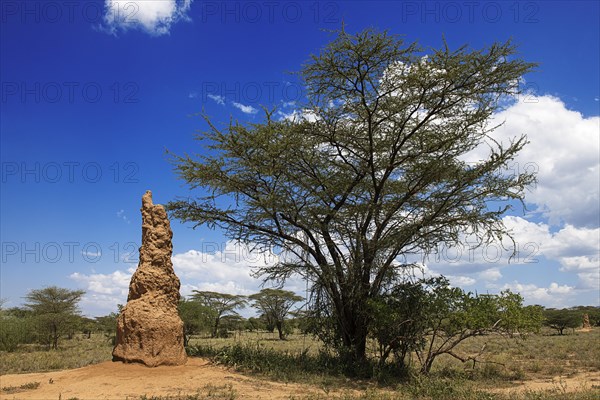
1 381 40 394
138 384 237 399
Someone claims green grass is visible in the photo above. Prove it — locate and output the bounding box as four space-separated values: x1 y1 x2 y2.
187 329 600 399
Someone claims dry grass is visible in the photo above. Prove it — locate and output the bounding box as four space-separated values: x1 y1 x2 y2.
1 381 40 394
189 327 600 383
424 327 600 381
1 328 598 400
188 331 323 355
0 333 112 374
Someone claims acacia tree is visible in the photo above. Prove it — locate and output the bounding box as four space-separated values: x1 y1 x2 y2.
249 289 303 339
24 286 85 349
168 29 536 361
178 298 215 345
543 308 582 335
190 291 246 338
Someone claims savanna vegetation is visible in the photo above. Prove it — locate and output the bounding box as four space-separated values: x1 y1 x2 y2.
2 29 599 399
2 284 598 399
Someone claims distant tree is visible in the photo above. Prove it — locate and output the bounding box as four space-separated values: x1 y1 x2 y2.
76 316 96 339
0 306 37 352
178 298 215 345
168 28 537 362
95 311 119 344
191 291 247 338
220 314 245 338
95 313 118 334
571 306 600 327
289 309 312 335
245 316 266 332
249 289 303 340
543 308 582 335
24 286 85 349
2 306 33 319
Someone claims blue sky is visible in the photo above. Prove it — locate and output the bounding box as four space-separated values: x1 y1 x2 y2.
1 0 599 317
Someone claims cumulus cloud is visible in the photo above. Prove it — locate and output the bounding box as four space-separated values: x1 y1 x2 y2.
478 268 502 282
232 102 258 115
446 275 477 286
504 216 600 290
467 95 599 228
69 268 134 315
103 0 193 36
69 241 307 316
500 282 575 307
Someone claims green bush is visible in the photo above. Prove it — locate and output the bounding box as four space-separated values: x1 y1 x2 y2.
0 317 36 352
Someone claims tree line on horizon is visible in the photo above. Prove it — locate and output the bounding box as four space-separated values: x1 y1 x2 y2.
1 284 598 374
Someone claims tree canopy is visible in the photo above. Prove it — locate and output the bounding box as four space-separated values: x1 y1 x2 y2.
249 288 303 339
23 286 85 349
168 28 537 361
190 291 247 338
543 308 583 335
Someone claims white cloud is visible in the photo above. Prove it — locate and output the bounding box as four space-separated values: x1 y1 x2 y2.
419 215 598 294
501 281 575 307
467 96 599 228
207 94 225 105
70 269 134 315
503 216 600 289
446 275 476 286
479 268 502 282
69 241 307 316
171 241 302 296
276 108 318 122
232 102 258 115
103 0 193 36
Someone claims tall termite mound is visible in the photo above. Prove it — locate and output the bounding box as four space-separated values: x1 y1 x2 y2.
112 190 187 366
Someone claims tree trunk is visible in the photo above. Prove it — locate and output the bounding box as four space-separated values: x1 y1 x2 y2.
276 321 285 340
338 291 370 363
51 324 59 350
212 318 219 338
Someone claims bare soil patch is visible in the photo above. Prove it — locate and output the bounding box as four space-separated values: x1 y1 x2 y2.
0 358 321 400
2 357 599 399
488 371 600 394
